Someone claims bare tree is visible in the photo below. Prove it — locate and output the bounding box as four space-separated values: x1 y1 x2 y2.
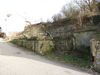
52 13 62 22
74 0 97 12
61 4 79 19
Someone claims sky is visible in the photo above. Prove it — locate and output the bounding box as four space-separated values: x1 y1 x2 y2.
0 0 73 35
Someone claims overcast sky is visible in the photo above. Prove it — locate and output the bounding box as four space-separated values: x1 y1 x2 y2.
0 0 73 34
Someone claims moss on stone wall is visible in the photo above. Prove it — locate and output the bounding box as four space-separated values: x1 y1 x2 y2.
11 39 55 55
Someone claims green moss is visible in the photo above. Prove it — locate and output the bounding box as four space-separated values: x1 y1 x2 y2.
10 39 18 44
45 52 92 69
36 40 55 55
62 54 91 68
46 42 55 53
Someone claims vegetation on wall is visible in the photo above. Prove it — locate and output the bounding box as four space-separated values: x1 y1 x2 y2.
51 0 100 28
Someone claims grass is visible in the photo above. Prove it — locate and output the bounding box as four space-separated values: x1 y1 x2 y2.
45 51 92 69
62 54 91 68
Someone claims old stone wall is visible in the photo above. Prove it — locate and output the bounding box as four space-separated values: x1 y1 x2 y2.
11 39 54 55
74 31 95 49
10 21 99 55
11 29 97 55
90 34 100 72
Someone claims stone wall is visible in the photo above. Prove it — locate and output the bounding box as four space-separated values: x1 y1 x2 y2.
11 29 97 55
74 31 95 49
11 39 54 55
10 22 99 55
90 34 100 72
